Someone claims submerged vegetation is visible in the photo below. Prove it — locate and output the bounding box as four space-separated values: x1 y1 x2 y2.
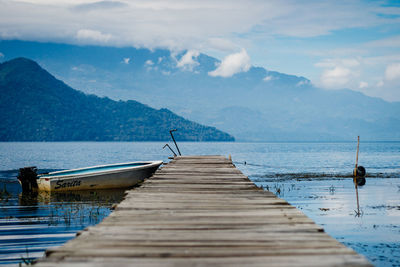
0 185 11 200
0 184 126 265
254 175 400 266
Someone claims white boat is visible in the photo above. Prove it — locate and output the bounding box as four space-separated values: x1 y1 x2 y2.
18 161 163 192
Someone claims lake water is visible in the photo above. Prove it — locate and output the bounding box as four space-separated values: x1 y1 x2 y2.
0 141 399 266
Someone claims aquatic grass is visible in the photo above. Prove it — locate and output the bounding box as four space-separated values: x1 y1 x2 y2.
273 184 284 196
252 172 400 183
0 184 11 201
329 185 336 194
319 208 330 212
48 206 58 226
256 183 269 191
38 199 112 228
63 208 72 226
19 246 35 266
354 208 364 217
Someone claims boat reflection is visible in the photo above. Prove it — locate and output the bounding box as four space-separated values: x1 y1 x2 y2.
1 188 126 266
19 188 127 206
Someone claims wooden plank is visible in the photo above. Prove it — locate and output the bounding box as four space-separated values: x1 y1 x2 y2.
36 155 372 266
36 255 371 267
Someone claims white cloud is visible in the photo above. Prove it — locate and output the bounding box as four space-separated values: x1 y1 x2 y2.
70 64 96 73
315 58 360 68
320 66 352 88
145 60 154 66
76 29 112 43
374 79 400 102
315 57 362 90
176 50 200 71
209 49 251 78
296 80 310 87
122 57 130 64
145 59 157 71
72 1 127 12
341 59 360 68
366 35 400 48
1 0 398 51
207 38 238 52
359 81 368 89
385 63 400 81
2 0 400 101
263 75 274 82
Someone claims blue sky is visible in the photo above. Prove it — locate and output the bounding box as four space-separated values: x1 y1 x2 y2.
1 0 400 101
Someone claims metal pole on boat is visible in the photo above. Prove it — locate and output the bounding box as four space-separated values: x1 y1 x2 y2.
163 144 177 157
169 129 181 156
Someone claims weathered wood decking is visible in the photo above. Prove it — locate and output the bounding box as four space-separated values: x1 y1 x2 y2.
37 155 371 266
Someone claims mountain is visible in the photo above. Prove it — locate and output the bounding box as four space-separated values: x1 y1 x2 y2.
0 57 234 141
1 40 399 141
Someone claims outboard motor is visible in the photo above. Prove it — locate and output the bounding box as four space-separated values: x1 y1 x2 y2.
354 165 366 186
17 167 39 192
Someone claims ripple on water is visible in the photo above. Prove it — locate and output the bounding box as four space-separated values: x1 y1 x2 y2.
0 176 126 266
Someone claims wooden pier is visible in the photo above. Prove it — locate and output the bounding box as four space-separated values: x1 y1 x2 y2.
37 156 371 266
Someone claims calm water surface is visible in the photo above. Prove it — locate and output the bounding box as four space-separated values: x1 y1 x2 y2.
0 142 399 266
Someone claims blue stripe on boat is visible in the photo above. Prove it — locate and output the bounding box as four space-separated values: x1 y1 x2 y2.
41 163 148 177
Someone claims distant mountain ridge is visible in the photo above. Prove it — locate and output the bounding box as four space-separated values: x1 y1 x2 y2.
1 40 399 141
0 57 234 141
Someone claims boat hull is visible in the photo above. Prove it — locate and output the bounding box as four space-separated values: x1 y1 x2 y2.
37 161 162 191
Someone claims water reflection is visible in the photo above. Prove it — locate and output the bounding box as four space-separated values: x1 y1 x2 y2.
0 176 126 266
19 192 39 208
253 175 400 266
22 188 126 205
1 141 399 266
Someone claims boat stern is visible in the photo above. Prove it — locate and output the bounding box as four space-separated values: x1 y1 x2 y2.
37 177 52 191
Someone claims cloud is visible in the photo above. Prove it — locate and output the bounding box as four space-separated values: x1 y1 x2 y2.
263 75 274 82
72 1 127 12
315 58 360 68
2 0 400 100
315 57 362 89
209 49 251 78
207 38 238 52
176 50 200 71
145 60 154 66
76 29 112 43
366 35 400 48
385 63 400 81
359 81 368 89
145 59 157 71
320 66 352 88
296 80 310 87
1 0 399 51
122 57 130 64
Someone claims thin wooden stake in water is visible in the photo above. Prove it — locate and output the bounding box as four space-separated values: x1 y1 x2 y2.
354 136 361 216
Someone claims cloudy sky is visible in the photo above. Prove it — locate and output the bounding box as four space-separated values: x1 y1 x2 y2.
1 0 400 101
